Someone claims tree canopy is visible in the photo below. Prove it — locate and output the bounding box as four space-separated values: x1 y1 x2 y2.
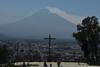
0 45 9 64
73 16 100 65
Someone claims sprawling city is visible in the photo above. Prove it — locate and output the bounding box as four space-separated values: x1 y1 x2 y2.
0 39 82 62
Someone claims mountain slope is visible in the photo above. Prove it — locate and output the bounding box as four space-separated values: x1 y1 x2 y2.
47 6 84 25
0 8 77 39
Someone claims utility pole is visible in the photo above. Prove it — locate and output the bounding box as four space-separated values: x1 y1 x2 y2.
44 34 56 61
15 41 19 62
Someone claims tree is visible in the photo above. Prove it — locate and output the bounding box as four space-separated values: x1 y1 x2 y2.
73 16 100 65
0 45 9 64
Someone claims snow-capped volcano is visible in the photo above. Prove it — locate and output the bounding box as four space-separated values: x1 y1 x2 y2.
0 7 83 39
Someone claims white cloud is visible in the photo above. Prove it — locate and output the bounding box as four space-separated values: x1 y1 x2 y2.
47 6 85 25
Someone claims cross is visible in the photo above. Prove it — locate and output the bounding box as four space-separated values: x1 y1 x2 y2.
44 34 56 61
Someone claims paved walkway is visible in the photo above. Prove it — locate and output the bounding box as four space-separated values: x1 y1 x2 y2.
14 62 100 67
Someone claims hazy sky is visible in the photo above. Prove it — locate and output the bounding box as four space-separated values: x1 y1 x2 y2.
0 0 100 24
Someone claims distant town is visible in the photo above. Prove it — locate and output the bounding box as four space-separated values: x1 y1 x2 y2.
0 39 83 62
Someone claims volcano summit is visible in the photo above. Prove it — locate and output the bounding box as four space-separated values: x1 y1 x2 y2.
0 7 82 39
